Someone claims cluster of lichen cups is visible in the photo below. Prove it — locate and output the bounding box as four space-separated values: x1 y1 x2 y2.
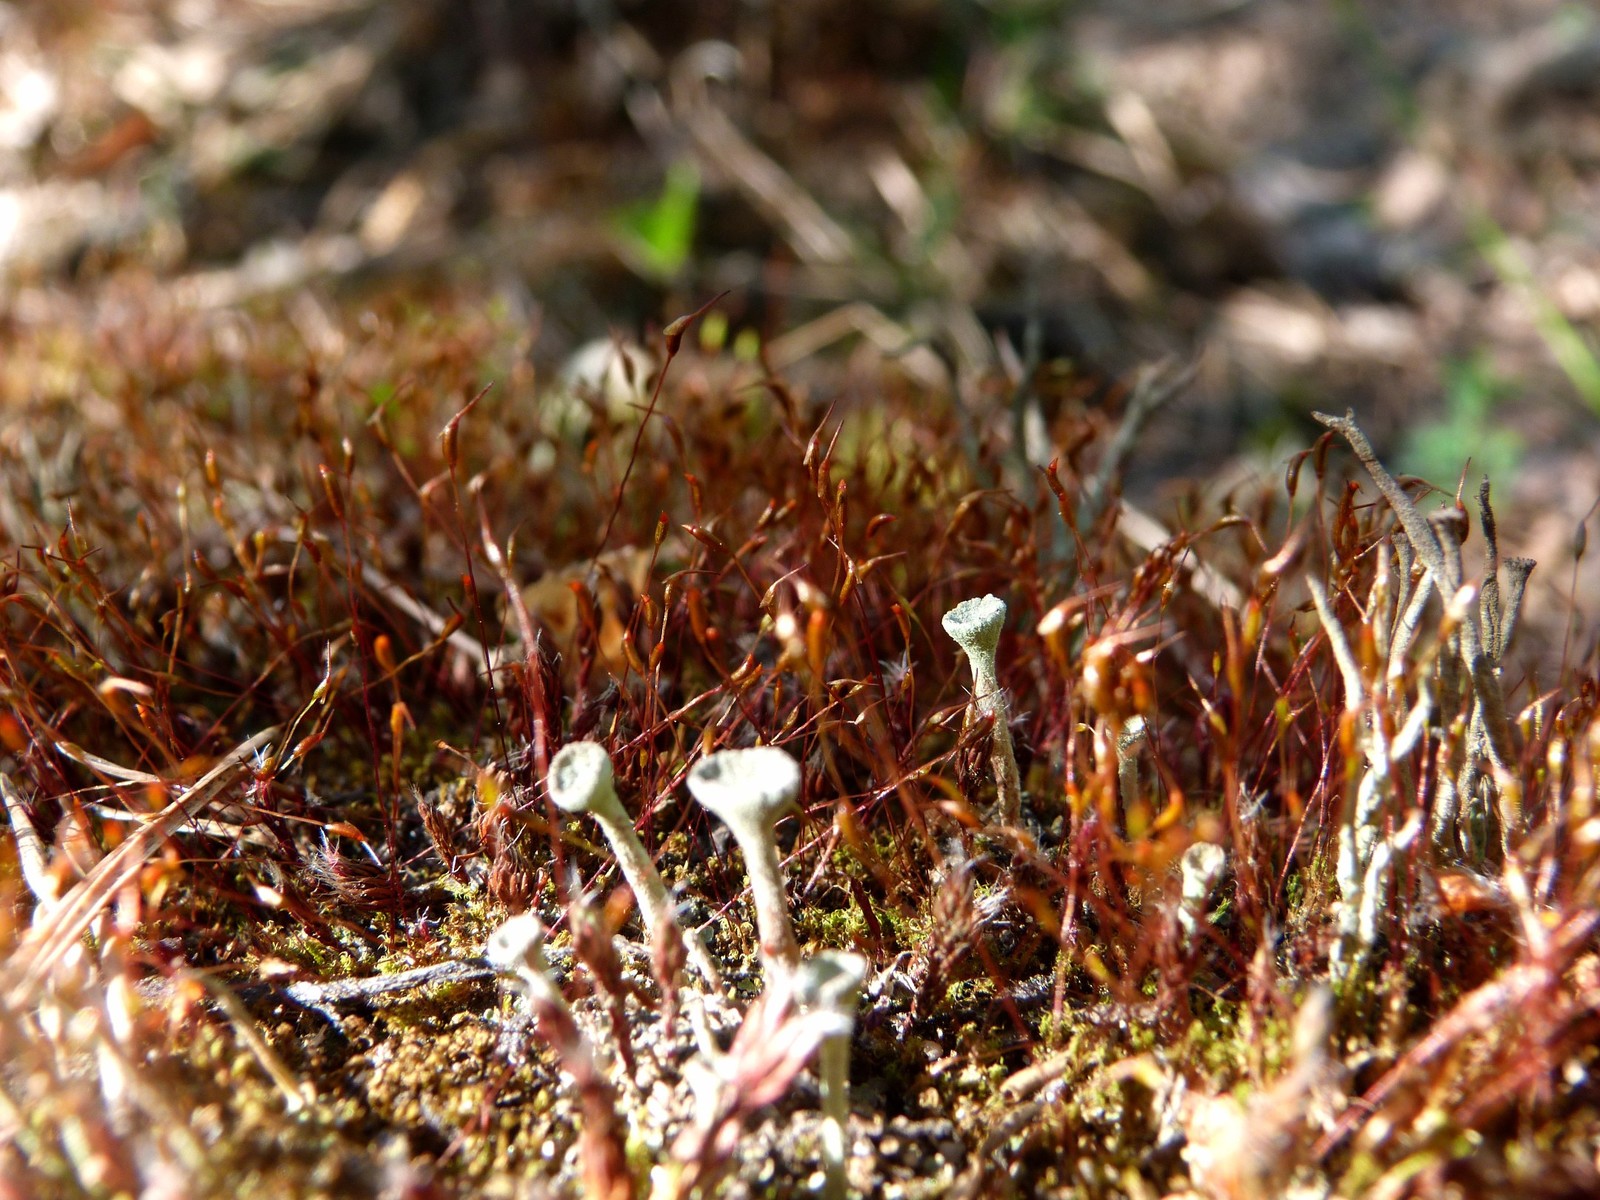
480 595 1241 1195
493 739 865 1199
687 747 867 1200
543 739 724 993
485 594 1032 1198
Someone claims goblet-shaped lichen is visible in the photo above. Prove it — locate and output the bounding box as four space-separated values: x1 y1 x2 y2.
943 594 1022 821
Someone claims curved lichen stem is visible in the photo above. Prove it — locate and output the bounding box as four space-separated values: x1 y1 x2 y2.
549 741 724 993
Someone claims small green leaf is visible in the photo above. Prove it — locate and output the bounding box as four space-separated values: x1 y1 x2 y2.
614 160 700 281
1399 352 1524 485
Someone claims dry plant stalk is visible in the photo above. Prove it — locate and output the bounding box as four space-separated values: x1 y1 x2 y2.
2 727 279 1008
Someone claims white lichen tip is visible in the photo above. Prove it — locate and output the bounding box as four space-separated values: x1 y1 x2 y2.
486 913 571 1014
792 950 869 1014
941 594 1007 653
687 746 804 980
484 912 551 978
941 594 1022 822
794 949 869 1200
547 740 615 814
1177 842 1228 940
686 746 801 825
544 740 726 993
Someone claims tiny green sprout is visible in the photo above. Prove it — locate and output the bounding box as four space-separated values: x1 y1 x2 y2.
548 740 723 992
942 594 1022 821
686 746 803 985
793 950 869 1200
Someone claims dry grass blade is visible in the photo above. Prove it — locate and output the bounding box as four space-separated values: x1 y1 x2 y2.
2 772 55 910
1316 907 1600 1159
667 43 855 266
188 969 312 1114
360 561 511 672
54 742 163 784
2 727 279 1006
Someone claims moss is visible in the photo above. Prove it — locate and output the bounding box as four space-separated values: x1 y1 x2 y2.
802 897 870 947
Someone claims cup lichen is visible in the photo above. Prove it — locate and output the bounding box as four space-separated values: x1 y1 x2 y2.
793 950 869 1200
942 594 1022 821
548 740 723 992
687 746 804 985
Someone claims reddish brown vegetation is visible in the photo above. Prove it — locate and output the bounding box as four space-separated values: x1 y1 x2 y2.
1 287 1598 1196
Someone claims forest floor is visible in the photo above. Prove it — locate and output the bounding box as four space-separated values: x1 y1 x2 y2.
4 3 1600 1197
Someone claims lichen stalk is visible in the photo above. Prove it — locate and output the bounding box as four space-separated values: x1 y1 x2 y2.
484 915 633 1200
793 951 869 1200
549 741 723 992
1177 842 1227 940
687 747 804 986
941 594 1022 822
